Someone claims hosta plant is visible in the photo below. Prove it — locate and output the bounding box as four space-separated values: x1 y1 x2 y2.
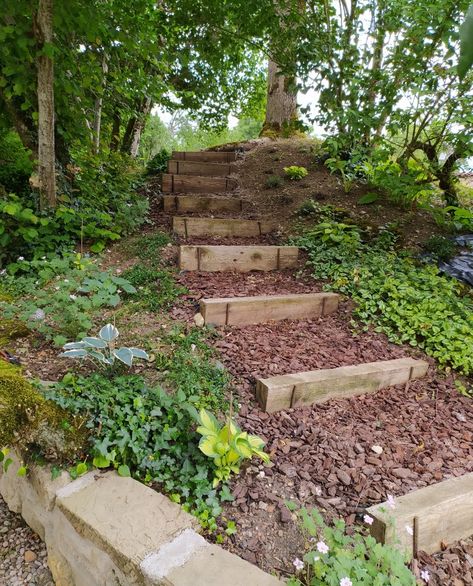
284 166 309 180
196 409 269 487
60 324 149 369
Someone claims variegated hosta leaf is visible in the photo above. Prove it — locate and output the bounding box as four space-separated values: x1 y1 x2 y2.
199 436 219 458
63 341 87 350
99 323 119 342
197 409 219 435
113 347 133 366
60 349 88 358
83 337 108 349
129 347 149 359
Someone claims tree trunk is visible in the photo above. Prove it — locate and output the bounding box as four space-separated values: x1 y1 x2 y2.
121 97 152 157
36 0 56 209
92 52 108 154
109 109 121 151
260 59 298 136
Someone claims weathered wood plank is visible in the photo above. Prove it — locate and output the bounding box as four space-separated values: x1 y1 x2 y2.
172 151 236 163
200 293 340 326
163 195 243 213
179 245 299 272
367 472 473 556
173 217 273 238
167 160 234 176
162 174 238 194
256 358 429 413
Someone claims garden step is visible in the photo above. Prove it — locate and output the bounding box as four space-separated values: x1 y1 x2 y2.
167 160 235 176
367 472 473 556
200 292 340 326
163 195 243 213
173 217 273 238
172 150 236 163
162 174 238 194
256 357 429 413
179 245 299 272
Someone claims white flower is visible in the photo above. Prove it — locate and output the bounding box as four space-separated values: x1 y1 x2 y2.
0 269 6 276
364 514 374 525
31 309 45 321
386 494 396 509
420 570 430 583
405 524 413 536
316 541 329 554
42 256 46 260
69 294 77 301
117 289 122 294
64 279 69 283
340 578 352 586
292 558 304 572
191 344 196 352
54 286 60 291
17 256 24 261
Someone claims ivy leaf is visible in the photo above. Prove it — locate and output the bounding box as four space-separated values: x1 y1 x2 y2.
117 464 131 477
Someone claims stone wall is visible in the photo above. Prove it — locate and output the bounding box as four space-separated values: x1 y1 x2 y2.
0 451 282 585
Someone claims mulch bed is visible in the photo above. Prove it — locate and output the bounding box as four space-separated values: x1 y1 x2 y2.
171 268 473 581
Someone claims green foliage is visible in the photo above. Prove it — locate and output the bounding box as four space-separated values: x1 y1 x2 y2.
60 323 149 370
357 192 379 205
0 130 33 195
325 157 358 194
44 374 232 524
155 326 231 413
265 175 284 188
424 235 457 261
0 258 136 345
122 264 186 311
197 409 269 487
431 206 473 233
145 148 171 175
459 3 473 78
287 506 415 586
284 166 309 181
296 218 473 374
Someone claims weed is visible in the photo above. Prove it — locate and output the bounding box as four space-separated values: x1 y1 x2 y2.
265 175 284 188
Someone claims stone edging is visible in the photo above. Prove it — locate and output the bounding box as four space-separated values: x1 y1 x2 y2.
0 450 282 585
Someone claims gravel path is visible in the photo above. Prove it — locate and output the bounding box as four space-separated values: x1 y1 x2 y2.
0 496 54 586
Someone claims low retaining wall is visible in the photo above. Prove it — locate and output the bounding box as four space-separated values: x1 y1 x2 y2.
0 451 281 585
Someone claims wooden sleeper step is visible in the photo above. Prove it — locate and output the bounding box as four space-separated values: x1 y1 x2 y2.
256 358 429 413
367 472 473 556
167 160 235 176
163 195 243 213
172 150 236 163
173 217 273 238
162 174 238 193
200 293 340 326
179 245 299 272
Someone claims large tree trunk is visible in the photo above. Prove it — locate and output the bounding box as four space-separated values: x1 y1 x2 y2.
36 0 56 209
260 59 298 136
92 52 108 154
121 97 152 157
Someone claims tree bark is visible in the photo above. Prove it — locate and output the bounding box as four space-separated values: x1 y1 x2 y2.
260 59 298 136
36 0 56 209
109 109 121 151
92 52 108 154
121 97 152 157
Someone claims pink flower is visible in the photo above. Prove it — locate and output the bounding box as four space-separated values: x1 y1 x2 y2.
293 558 304 572
340 578 352 586
316 541 329 554
364 514 374 525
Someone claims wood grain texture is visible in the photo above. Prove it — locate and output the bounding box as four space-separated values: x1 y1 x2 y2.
200 293 340 326
256 358 429 413
179 245 299 272
162 174 238 193
367 472 473 556
172 151 236 162
167 160 234 176
173 217 273 238
163 195 243 213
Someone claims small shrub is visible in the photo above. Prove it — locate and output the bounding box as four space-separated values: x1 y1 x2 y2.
287 506 416 586
146 148 171 175
265 175 284 188
424 235 457 261
284 166 309 180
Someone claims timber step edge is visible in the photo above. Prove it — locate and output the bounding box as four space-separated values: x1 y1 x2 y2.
167 160 235 176
200 292 340 326
179 245 299 272
256 357 429 413
162 174 238 194
173 217 273 238
172 150 237 163
367 472 473 556
163 195 243 213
